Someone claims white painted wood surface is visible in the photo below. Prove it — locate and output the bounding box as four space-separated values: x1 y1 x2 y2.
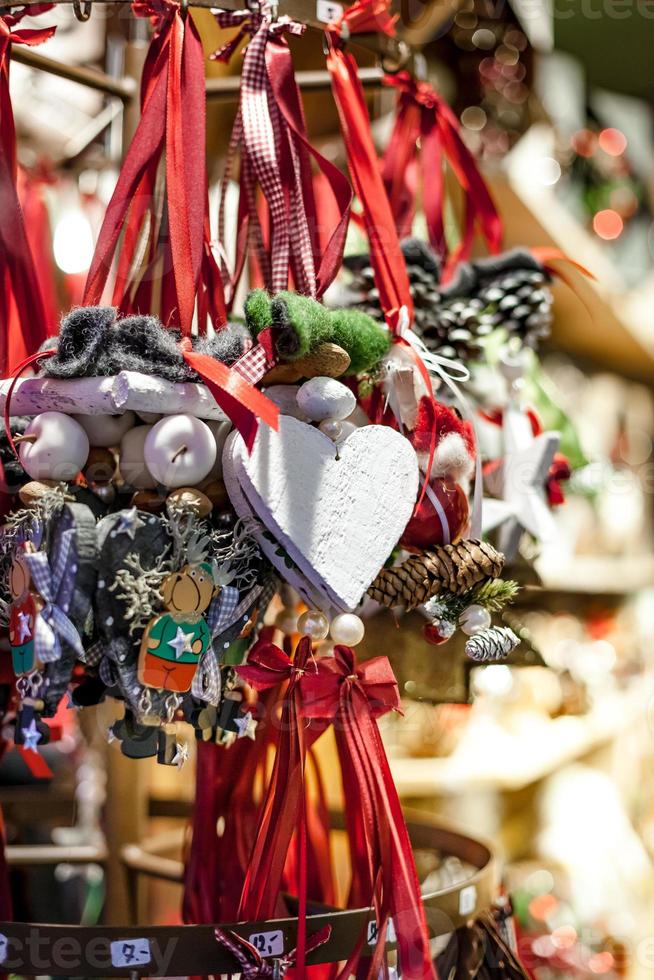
0 371 228 421
224 415 419 611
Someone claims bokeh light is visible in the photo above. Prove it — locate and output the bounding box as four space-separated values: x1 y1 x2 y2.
593 209 624 240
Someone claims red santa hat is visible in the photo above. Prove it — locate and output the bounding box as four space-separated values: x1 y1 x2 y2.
410 396 476 482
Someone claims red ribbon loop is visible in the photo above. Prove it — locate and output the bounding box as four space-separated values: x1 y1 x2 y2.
382 70 502 281
84 0 226 335
0 7 55 374
325 2 412 333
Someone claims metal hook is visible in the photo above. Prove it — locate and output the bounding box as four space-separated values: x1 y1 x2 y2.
72 0 92 21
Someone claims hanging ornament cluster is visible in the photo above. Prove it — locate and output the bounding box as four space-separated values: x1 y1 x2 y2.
0 0 582 972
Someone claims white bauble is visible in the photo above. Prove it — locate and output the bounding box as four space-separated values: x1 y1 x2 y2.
74 411 136 448
119 425 157 489
330 613 365 646
19 412 89 482
144 415 216 489
459 604 492 636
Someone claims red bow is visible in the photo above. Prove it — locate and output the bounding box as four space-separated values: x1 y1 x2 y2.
301 647 435 980
382 70 502 281
84 0 226 335
0 7 55 374
300 646 401 721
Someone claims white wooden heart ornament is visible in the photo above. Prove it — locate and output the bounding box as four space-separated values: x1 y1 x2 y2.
223 416 419 610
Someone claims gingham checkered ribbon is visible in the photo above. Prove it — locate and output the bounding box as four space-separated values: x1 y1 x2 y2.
25 529 84 664
213 5 316 299
207 584 240 637
192 648 221 705
231 325 278 385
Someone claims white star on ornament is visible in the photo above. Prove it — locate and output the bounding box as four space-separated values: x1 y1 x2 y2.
115 507 145 540
21 719 42 753
234 711 258 741
172 742 189 768
483 404 559 558
168 626 193 660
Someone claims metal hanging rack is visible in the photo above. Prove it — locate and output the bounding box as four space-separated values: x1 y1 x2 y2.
4 0 417 102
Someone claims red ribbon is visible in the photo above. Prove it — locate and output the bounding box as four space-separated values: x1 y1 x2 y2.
179 339 279 453
236 636 325 980
325 1 412 334
300 647 436 980
183 691 280 927
84 0 226 334
382 71 502 281
0 7 55 374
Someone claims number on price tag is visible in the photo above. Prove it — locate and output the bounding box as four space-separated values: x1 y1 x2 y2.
0 933 8 964
248 930 285 958
316 0 343 22
110 938 152 968
459 885 477 917
367 918 396 946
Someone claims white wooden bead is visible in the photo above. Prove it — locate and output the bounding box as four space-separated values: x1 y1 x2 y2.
19 412 89 482
144 414 216 489
296 377 356 422
264 385 309 421
119 425 157 489
74 411 136 448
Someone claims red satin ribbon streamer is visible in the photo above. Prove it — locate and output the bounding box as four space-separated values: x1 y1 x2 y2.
179 339 279 452
84 0 226 334
301 647 436 980
183 695 279 926
382 71 502 280
0 7 55 374
235 636 325 980
213 8 351 305
325 0 412 334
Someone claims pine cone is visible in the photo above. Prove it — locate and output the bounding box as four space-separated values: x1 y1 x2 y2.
465 626 520 662
345 241 553 361
368 540 504 610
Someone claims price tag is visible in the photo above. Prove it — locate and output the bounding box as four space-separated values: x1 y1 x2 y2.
459 885 477 917
367 918 396 946
316 0 343 22
0 933 8 964
110 938 152 968
248 930 285 958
